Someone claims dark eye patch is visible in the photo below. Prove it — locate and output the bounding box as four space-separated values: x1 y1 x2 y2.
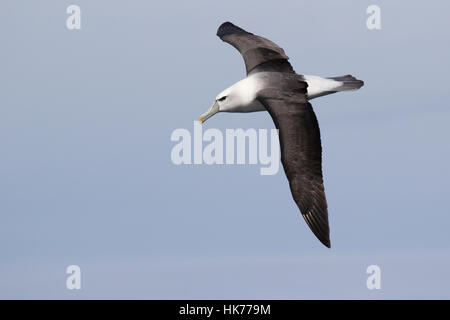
218 96 226 101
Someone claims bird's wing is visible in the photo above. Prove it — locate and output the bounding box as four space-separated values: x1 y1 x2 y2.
258 86 330 248
217 22 295 75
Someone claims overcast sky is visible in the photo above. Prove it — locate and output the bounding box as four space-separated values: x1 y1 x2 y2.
1 0 450 299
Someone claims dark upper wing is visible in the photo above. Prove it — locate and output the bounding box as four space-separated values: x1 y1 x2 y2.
217 22 294 75
258 86 330 248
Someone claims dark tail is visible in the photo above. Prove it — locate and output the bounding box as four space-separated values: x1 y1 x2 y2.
327 74 364 91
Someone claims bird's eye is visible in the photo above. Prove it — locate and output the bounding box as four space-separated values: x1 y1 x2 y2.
218 96 226 102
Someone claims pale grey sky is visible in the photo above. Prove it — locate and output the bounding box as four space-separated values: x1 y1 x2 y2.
1 0 449 299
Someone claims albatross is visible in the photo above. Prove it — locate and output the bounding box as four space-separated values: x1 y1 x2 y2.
198 22 364 248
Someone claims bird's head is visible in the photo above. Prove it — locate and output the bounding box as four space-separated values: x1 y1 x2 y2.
198 83 247 124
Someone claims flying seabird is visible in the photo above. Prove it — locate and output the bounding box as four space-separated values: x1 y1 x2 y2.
198 22 364 248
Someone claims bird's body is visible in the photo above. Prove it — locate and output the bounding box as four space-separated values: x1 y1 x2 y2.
199 22 364 248
214 72 363 114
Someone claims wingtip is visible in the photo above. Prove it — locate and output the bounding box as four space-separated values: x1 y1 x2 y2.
302 211 331 249
318 235 331 248
217 22 249 37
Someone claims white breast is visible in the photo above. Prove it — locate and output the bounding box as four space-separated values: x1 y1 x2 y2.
219 74 266 112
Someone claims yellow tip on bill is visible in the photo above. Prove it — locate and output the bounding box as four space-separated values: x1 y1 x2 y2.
198 117 203 124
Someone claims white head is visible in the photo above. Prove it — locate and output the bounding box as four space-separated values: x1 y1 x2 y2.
198 77 257 123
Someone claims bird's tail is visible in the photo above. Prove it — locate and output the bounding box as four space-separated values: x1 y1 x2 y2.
327 74 364 91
